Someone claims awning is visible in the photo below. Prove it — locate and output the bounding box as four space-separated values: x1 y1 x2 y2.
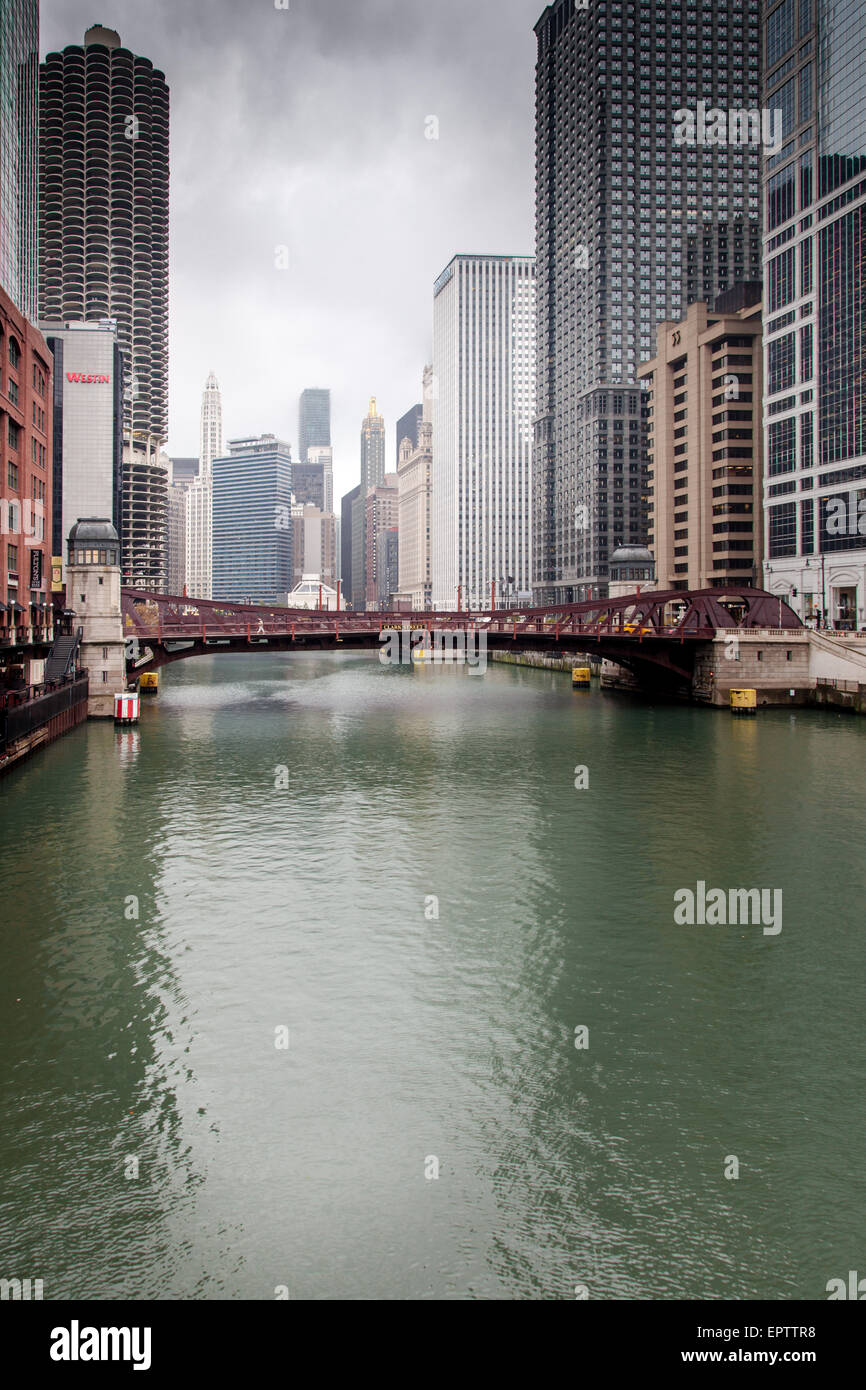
0 602 7 613
9 602 25 614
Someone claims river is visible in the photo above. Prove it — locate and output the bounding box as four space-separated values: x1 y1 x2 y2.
1 651 864 1299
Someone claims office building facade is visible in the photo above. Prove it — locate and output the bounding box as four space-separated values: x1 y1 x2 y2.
340 483 360 607
185 371 223 599
364 473 399 610
350 397 386 610
41 319 123 576
298 388 330 461
397 369 433 610
307 445 333 513
640 285 763 590
0 0 39 320
212 435 292 604
291 503 337 588
760 0 866 628
532 0 762 602
432 254 535 610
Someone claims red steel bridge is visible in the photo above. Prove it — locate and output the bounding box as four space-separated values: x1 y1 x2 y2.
122 586 802 693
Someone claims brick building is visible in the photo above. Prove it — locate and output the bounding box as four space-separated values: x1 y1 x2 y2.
1 284 54 686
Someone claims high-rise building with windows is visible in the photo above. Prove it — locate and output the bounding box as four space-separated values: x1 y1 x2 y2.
305 445 334 513
532 0 763 602
432 255 535 611
298 388 330 461
39 26 170 590
639 284 764 590
0 0 39 320
38 26 170 445
350 398 386 610
340 483 360 607
397 366 434 610
167 457 197 596
364 473 399 609
40 318 124 577
360 396 385 491
185 371 223 598
212 435 292 604
761 0 866 630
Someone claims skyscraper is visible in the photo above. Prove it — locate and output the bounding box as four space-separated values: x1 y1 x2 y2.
532 0 763 602
298 388 330 461
0 0 39 319
167 457 197 595
38 26 170 445
364 473 399 609
639 284 763 590
397 367 434 610
360 396 385 491
351 398 386 610
340 483 360 607
432 255 535 611
760 0 866 630
212 435 292 605
306 445 334 513
185 371 223 598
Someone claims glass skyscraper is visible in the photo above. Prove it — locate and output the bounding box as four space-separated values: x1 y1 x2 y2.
212 435 293 604
761 0 866 629
298 388 331 461
0 0 39 319
533 0 763 602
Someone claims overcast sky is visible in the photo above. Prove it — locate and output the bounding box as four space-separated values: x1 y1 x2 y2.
41 0 541 501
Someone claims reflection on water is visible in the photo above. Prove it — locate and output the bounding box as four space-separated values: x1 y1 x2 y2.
1 653 864 1299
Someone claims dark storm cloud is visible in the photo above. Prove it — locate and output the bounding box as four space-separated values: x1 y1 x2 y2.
41 0 541 491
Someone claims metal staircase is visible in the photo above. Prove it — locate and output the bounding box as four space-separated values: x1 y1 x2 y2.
44 627 82 683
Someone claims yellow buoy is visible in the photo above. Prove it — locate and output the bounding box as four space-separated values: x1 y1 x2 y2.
139 672 159 693
572 666 591 688
730 688 756 716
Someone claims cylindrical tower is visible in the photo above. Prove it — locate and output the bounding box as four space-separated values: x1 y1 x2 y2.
38 26 169 445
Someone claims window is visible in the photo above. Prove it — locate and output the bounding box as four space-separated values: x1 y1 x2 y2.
801 412 814 468
798 64 812 125
768 417 797 475
767 0 795 69
800 236 813 294
768 165 796 230
7 462 19 490
768 334 796 394
7 544 19 572
768 501 796 556
800 324 813 381
800 151 812 210
8 420 20 451
8 337 21 370
768 247 795 311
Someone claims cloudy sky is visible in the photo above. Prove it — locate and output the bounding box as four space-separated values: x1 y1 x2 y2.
41 0 542 501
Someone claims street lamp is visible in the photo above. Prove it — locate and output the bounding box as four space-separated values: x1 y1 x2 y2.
804 556 827 629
